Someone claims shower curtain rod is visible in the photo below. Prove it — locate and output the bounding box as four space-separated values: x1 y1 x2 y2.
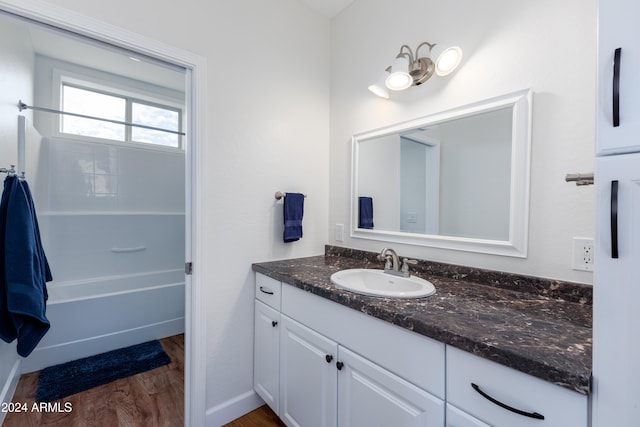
18 100 186 136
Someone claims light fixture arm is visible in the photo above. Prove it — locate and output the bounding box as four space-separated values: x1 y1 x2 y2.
396 44 415 63
415 41 436 59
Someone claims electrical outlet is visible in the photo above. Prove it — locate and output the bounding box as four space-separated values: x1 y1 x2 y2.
335 224 344 242
573 238 594 271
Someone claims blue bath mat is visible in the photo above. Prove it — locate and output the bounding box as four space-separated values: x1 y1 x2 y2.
35 339 171 402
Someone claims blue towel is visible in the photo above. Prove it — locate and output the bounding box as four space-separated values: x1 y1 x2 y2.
358 196 374 229
0 176 16 343
283 193 304 243
1 175 51 357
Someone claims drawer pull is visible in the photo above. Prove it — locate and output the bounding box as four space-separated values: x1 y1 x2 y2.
613 47 621 127
471 383 545 420
611 180 619 259
259 286 274 295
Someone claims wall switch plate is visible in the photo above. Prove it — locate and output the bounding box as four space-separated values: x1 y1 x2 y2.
573 237 594 271
335 223 344 242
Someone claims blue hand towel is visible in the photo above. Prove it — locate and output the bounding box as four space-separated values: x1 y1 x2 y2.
283 193 304 243
358 196 374 229
1 176 51 357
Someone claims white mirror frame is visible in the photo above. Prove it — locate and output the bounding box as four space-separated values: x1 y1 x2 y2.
350 89 532 257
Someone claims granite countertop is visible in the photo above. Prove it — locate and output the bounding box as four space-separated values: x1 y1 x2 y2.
252 246 592 395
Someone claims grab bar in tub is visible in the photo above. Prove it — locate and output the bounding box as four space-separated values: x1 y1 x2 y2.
110 246 147 253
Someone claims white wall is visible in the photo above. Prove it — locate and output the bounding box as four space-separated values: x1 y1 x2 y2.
20 0 331 423
0 15 33 417
330 0 596 284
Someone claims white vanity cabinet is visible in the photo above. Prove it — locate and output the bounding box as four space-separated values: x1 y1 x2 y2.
254 273 445 427
254 273 588 427
446 346 588 427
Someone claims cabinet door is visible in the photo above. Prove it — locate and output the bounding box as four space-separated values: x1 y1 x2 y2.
337 346 444 427
593 154 640 426
446 404 491 427
254 300 280 414
597 0 640 155
280 315 338 427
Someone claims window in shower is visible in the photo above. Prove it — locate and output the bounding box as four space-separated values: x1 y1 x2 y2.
60 83 183 149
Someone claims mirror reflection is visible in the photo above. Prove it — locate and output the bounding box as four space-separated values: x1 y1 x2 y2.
351 90 531 257
357 108 512 240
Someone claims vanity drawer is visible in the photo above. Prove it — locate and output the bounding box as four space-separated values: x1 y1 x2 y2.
255 273 281 310
446 346 588 427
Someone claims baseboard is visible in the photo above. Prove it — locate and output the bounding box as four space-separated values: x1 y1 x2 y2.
21 318 184 373
0 358 22 426
206 390 264 426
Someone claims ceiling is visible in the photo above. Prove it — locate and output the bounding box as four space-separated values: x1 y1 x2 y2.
7 0 354 95
298 0 354 18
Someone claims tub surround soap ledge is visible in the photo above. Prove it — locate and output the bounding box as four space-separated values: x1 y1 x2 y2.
252 245 592 395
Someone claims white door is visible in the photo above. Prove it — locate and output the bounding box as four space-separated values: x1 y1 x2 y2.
254 301 280 415
593 153 640 426
446 404 491 427
280 315 338 427
337 346 444 427
597 0 640 155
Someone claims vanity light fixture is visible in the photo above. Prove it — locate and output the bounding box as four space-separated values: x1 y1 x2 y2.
368 42 463 98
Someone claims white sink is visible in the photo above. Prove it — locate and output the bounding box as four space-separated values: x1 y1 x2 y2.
330 268 436 299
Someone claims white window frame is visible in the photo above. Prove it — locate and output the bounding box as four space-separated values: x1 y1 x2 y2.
52 68 185 152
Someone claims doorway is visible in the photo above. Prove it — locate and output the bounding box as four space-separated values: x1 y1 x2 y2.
0 2 206 425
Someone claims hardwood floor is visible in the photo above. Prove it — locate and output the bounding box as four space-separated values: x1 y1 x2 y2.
223 405 285 427
3 334 184 427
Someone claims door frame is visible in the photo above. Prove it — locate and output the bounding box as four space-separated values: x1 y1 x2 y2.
0 1 208 426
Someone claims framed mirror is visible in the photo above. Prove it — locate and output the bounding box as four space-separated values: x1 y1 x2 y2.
350 89 532 257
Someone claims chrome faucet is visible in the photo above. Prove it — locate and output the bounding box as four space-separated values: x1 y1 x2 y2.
378 248 417 278
378 248 400 273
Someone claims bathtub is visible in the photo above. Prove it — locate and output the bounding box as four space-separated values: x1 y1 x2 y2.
21 269 185 373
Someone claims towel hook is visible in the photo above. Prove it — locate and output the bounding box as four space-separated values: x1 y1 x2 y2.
0 165 16 176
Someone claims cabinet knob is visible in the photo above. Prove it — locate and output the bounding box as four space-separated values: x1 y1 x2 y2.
336 361 344 371
325 354 334 363
272 321 278 327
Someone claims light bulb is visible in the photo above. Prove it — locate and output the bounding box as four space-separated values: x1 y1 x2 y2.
385 56 412 91
434 46 463 76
